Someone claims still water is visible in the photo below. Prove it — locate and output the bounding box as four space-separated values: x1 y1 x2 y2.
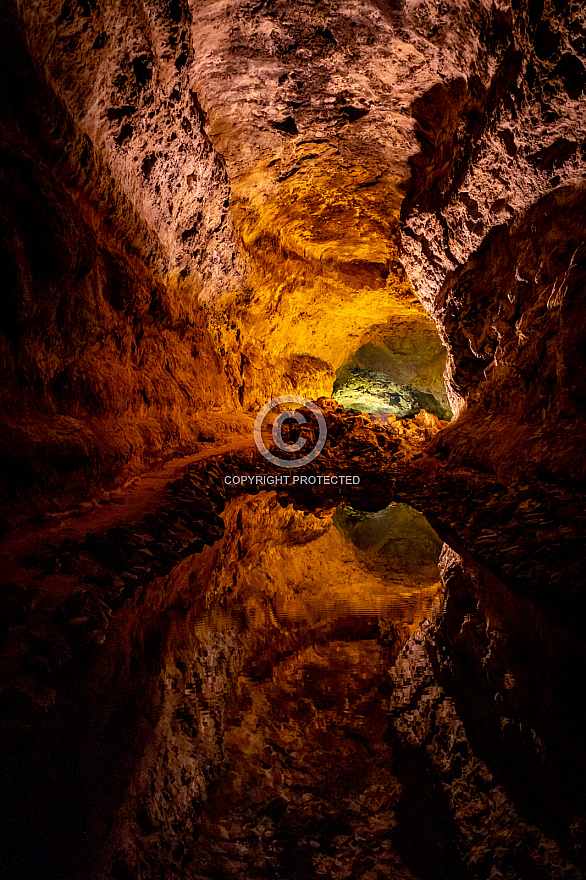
163 494 445 880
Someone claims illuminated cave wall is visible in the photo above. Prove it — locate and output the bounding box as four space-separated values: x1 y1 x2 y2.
399 1 586 483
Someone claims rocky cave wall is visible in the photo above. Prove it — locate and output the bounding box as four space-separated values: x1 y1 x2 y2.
400 0 586 484
335 320 448 396
332 317 452 420
0 0 247 524
1 3 586 877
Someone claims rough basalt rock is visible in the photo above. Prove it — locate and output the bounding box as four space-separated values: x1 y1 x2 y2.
15 0 245 295
1 0 510 513
2 0 585 521
1 1 586 878
0 0 248 522
333 367 451 421
334 317 452 417
422 194 586 487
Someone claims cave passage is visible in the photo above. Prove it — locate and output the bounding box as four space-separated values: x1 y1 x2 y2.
332 320 453 423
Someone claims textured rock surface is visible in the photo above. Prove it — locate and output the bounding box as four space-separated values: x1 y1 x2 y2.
400 1 586 485
334 318 451 414
424 198 586 486
333 367 451 420
2 0 585 514
0 0 504 513
16 0 245 293
0 0 248 522
402 1 586 315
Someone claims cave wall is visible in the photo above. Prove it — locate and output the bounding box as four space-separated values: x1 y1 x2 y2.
333 317 452 419
335 319 448 395
0 0 419 516
2 0 517 520
429 190 586 484
401 0 586 484
188 0 513 406
390 546 586 878
0 0 250 522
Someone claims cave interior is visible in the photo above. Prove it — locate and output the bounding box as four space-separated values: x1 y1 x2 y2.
1 1 586 879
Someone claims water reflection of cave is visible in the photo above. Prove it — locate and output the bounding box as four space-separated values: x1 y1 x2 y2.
333 318 453 422
171 494 450 879
198 494 444 639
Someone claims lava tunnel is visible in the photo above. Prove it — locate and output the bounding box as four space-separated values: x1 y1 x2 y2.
1 1 586 879
332 317 453 422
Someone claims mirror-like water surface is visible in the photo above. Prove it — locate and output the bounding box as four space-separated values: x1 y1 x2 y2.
160 495 447 879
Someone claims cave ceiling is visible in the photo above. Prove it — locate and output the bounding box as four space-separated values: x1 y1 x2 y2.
16 0 495 386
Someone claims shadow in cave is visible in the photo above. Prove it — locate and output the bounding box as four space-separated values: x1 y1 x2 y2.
389 736 467 880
